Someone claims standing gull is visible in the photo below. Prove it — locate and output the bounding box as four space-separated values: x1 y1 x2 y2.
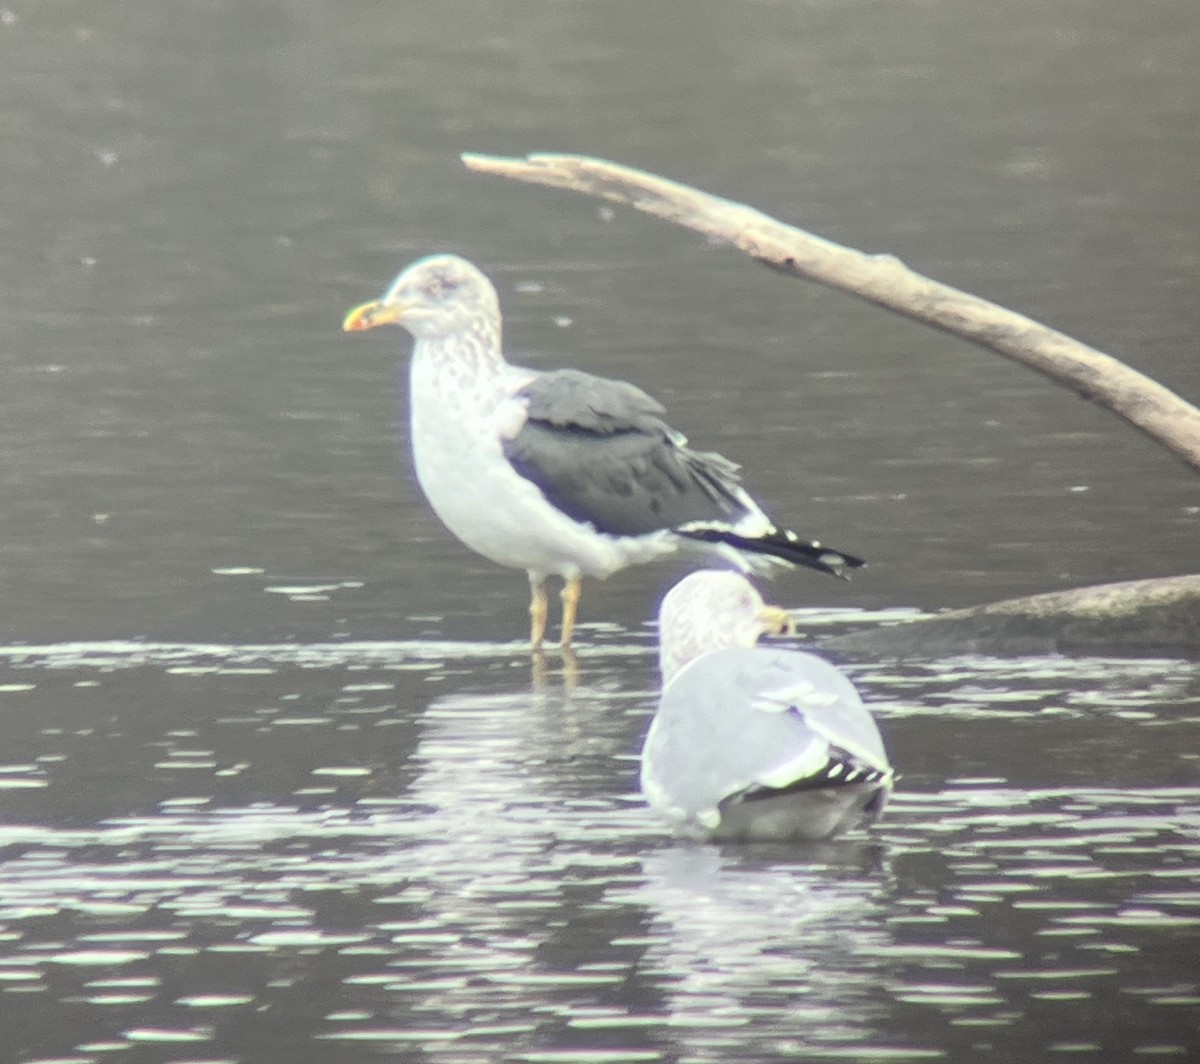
641 570 892 841
342 254 864 649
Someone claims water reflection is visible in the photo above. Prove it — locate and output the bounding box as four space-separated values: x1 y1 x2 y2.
617 844 893 1059
0 636 1197 1059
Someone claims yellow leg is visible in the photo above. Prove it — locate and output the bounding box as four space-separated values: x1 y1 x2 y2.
561 645 579 694
529 577 549 651
560 574 583 649
529 648 548 690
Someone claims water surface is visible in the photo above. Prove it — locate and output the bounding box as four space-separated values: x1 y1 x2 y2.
1 636 1198 1061
1 0 1198 1060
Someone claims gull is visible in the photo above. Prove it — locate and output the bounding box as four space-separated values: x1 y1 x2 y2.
641 570 892 841
343 254 864 649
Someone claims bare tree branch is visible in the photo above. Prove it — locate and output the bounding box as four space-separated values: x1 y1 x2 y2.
462 151 1200 475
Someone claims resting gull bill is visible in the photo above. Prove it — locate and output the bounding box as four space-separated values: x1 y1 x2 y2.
342 253 864 649
641 570 892 842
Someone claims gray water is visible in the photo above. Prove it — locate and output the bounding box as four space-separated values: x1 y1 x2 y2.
1 1 1199 1061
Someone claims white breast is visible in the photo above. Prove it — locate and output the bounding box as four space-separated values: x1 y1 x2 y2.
407 343 672 578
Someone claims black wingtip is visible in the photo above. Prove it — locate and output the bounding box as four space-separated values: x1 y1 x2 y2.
738 755 890 803
675 524 866 580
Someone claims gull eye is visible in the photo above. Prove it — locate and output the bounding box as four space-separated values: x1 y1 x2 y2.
428 275 460 300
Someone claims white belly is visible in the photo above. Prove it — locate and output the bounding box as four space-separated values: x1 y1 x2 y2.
407 355 672 578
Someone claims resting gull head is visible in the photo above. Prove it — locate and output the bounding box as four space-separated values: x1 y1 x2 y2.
658 569 794 685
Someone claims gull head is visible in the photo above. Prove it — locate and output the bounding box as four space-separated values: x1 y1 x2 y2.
342 254 501 342
657 570 794 685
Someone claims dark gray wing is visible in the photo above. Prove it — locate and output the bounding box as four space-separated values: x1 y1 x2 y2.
502 369 753 537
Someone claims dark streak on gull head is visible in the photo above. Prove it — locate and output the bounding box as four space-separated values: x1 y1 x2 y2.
342 254 500 342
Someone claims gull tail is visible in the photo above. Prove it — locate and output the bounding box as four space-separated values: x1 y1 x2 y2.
675 524 866 580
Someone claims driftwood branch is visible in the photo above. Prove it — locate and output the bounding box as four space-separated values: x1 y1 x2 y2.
462 151 1200 476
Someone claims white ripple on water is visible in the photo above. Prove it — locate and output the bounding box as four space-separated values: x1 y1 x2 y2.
511 1052 665 1063
48 950 150 966
0 610 930 676
0 638 643 673
248 931 371 947
122 1026 212 1042
176 994 257 1007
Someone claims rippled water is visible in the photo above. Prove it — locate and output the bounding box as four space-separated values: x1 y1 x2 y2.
2 0 1199 1059
1 628 1198 1061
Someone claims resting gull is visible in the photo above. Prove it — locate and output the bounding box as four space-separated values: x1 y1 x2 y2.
342 254 864 649
641 570 892 842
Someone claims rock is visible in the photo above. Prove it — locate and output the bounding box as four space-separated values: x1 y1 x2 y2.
824 575 1200 658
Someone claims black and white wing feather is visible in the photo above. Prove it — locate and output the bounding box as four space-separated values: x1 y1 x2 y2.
502 369 863 577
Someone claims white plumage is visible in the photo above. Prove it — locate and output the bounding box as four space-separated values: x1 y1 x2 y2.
641 570 893 842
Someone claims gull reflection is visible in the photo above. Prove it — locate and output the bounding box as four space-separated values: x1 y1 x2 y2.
613 843 893 1051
